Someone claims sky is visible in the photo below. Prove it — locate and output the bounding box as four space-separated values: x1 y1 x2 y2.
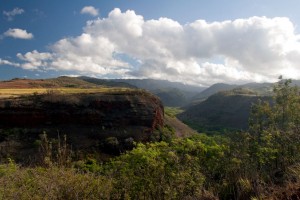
1 0 300 86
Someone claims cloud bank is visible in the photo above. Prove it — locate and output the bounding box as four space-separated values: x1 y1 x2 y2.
6 8 300 85
3 28 34 40
81 6 99 16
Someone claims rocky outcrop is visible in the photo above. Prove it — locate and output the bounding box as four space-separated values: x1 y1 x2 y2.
0 90 164 140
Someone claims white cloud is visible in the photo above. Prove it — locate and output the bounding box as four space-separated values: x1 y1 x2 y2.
4 28 34 40
17 50 52 70
0 58 20 67
49 33 130 74
10 8 300 85
80 6 99 16
3 8 24 21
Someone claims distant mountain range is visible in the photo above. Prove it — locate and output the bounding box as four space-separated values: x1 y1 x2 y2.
2 76 300 133
191 82 274 104
0 76 99 89
181 79 300 132
79 76 138 89
191 80 300 103
79 77 205 107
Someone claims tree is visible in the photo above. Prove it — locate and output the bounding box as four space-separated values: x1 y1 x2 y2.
248 77 300 177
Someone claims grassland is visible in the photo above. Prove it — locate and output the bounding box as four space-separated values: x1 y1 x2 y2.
0 87 140 99
164 107 184 118
163 107 196 137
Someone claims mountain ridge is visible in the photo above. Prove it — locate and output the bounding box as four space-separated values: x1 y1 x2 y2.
179 91 272 132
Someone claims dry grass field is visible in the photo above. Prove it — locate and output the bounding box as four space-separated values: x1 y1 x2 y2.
0 87 139 99
0 77 142 99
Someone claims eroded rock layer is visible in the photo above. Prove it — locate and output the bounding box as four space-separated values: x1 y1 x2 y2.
0 90 164 141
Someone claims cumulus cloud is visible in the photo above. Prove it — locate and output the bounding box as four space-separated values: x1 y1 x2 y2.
49 33 130 75
10 8 300 85
3 28 34 40
80 6 99 16
3 7 24 21
16 50 52 70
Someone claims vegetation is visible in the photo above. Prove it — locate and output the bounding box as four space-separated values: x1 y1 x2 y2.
179 90 272 133
192 82 274 103
0 161 112 200
164 107 184 118
0 87 139 98
1 78 300 199
153 88 189 107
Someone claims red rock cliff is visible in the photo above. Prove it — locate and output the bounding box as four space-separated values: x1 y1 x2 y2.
0 90 164 140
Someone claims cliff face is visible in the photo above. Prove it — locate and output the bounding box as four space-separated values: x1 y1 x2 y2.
0 77 166 163
0 90 164 143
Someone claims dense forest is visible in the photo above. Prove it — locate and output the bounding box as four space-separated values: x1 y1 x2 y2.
1 78 300 199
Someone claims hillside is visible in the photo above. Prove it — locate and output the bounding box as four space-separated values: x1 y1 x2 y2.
80 77 205 107
192 83 238 102
191 82 274 103
179 91 272 132
0 76 100 89
152 88 189 107
1 78 300 199
0 80 165 163
79 76 137 88
110 79 205 93
162 107 197 137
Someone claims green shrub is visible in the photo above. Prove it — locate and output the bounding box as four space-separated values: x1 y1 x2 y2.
74 158 102 173
0 164 112 200
106 141 213 199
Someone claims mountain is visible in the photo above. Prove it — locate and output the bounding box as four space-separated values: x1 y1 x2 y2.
192 83 238 102
178 90 272 133
152 88 188 107
240 82 273 95
0 76 99 89
0 80 164 161
80 77 205 107
115 79 204 107
111 79 205 93
289 79 300 87
0 76 204 107
191 82 274 104
79 76 137 88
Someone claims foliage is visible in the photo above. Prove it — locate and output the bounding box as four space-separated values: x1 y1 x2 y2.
101 137 121 155
2 78 300 199
106 140 210 199
151 124 176 142
74 158 102 173
164 107 184 118
37 132 73 167
248 78 300 175
0 163 112 200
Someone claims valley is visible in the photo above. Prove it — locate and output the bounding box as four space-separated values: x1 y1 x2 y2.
1 76 300 199
2 1 300 198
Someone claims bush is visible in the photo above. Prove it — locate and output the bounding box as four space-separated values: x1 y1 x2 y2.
0 163 112 200
106 141 214 199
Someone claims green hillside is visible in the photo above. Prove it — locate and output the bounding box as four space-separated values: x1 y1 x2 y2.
191 82 274 104
192 83 238 102
2 78 300 199
179 90 272 133
79 76 137 88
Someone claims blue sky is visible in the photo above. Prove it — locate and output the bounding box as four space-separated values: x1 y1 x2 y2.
1 0 300 86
